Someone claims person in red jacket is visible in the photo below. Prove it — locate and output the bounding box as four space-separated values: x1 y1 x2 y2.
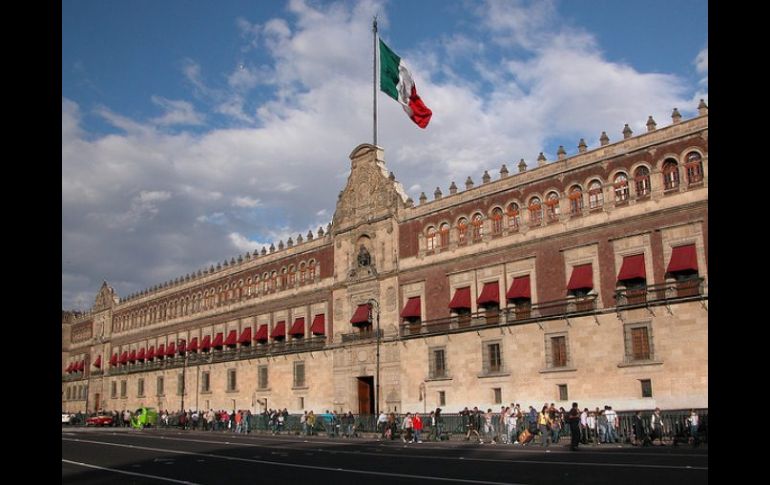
413 413 423 443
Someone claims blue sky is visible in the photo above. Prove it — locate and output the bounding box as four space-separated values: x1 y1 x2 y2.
62 0 707 310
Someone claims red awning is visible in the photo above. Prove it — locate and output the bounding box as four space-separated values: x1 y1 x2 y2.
156 343 165 358
119 351 128 364
93 355 102 368
289 317 305 336
79 360 85 371
65 362 73 373
188 338 198 352
310 314 325 335
350 304 371 325
254 324 268 342
165 342 176 356
238 328 252 343
178 340 186 354
212 333 224 348
110 353 118 366
224 330 238 346
136 348 145 361
400 297 422 318
667 244 698 273
617 254 646 281
449 287 472 310
477 281 500 305
146 346 155 360
506 275 531 300
271 321 286 338
200 335 211 350
567 264 593 291
128 349 137 362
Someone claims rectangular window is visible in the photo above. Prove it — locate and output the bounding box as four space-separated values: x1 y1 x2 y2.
631 327 651 360
493 388 502 404
558 384 568 401
227 369 237 391
111 381 117 399
176 374 183 395
438 390 446 406
157 376 164 396
201 372 210 393
482 341 503 374
429 347 447 379
120 380 127 398
624 322 654 363
293 361 306 388
137 378 144 397
66 387 71 400
551 336 567 367
258 366 268 389
640 379 653 398
298 396 304 409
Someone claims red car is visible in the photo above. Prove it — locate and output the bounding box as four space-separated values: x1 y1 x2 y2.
86 413 114 426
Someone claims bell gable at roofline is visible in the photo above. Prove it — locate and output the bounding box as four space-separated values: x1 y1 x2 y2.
331 144 408 233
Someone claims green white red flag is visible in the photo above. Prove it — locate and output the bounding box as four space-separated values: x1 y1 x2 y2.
379 39 433 128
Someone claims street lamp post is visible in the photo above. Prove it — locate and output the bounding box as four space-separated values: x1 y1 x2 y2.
367 299 381 417
179 339 187 412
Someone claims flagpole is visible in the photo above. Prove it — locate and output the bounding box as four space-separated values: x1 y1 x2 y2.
372 15 378 146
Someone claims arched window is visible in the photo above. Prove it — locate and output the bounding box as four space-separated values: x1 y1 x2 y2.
490 207 503 235
588 180 603 209
457 217 469 245
471 213 484 241
545 192 560 221
634 166 651 197
269 271 277 292
299 262 306 284
288 265 296 286
280 268 288 289
662 159 679 191
685 151 704 185
426 226 437 251
614 173 629 202
507 203 520 231
439 223 450 248
568 186 583 215
528 197 542 226
308 260 316 280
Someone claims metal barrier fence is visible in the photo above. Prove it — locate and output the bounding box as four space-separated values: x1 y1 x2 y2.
65 408 706 445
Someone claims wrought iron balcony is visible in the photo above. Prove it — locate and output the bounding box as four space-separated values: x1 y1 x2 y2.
399 295 599 338
614 278 706 308
340 328 383 343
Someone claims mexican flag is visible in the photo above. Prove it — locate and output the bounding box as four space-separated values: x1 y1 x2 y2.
379 39 433 128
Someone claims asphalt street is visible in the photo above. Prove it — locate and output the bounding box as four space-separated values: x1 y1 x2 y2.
62 427 708 485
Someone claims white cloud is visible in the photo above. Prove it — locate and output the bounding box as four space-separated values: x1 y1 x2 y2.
62 0 705 309
695 46 708 76
151 96 205 126
228 232 261 252
232 196 262 208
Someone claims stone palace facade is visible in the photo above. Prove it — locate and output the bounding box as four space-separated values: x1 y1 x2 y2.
62 103 708 415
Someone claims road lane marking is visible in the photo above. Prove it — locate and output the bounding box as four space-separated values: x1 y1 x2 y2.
69 433 708 471
62 459 201 484
63 438 527 484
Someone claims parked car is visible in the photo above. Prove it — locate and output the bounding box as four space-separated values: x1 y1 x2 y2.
62 412 74 425
131 407 159 429
86 413 114 426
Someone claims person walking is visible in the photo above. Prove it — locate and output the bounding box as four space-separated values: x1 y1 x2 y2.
567 402 581 451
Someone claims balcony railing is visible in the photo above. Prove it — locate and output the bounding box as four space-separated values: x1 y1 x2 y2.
399 295 599 338
615 278 706 307
340 328 383 343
